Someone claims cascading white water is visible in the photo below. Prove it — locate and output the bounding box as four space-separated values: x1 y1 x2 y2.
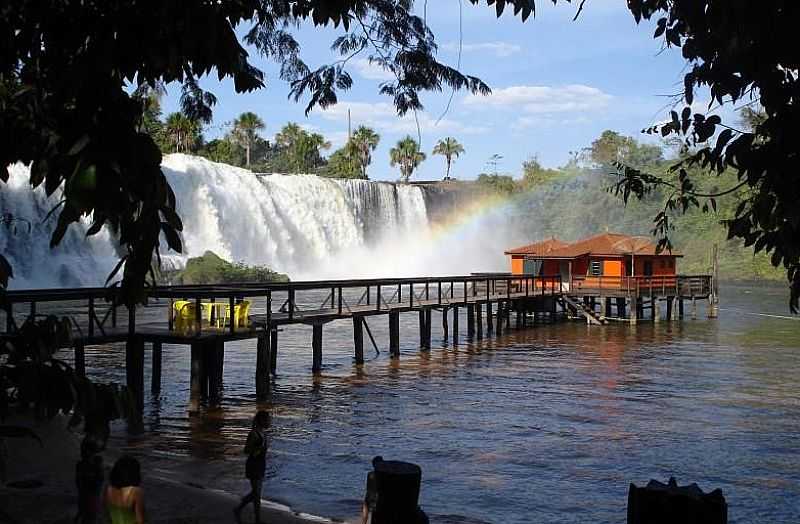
0 154 444 288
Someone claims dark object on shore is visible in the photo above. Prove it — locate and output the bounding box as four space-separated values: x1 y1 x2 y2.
372 460 428 524
627 477 727 524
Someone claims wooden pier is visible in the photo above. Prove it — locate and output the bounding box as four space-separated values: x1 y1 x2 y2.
1 272 713 412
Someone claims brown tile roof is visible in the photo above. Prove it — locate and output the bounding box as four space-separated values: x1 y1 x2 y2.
504 238 570 256
506 233 681 258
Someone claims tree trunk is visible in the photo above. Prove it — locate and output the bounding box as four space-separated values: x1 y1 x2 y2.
446 157 451 179
246 142 251 168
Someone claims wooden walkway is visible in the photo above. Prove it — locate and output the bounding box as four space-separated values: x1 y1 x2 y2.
2 272 713 412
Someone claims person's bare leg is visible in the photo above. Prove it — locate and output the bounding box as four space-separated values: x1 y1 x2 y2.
252 480 262 524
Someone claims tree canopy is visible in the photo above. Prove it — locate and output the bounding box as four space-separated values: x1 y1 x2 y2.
432 137 465 180
390 136 426 183
231 112 266 168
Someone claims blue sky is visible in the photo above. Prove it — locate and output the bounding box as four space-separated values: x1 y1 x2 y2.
161 1 700 181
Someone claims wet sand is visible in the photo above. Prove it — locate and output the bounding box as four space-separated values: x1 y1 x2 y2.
0 416 341 524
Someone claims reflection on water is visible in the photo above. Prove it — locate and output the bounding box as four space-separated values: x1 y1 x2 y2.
75 284 800 523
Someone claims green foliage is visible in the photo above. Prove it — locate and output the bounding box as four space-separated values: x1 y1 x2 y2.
520 156 562 189
163 112 203 153
165 251 289 285
271 123 330 174
322 141 364 179
476 173 518 195
231 112 266 168
351 126 381 178
432 137 465 180
619 1 800 311
589 130 664 169
390 136 426 183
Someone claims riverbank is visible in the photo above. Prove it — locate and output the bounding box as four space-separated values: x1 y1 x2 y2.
0 416 339 524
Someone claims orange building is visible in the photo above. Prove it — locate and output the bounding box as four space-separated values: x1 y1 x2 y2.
505 233 681 291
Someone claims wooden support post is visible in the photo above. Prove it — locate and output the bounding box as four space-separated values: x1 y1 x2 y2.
486 302 493 334
151 342 162 396
442 307 449 341
312 324 323 374
126 336 145 411
74 341 86 378
679 298 685 319
691 297 698 319
389 311 400 358
466 304 475 339
424 309 432 348
354 316 365 364
628 298 638 325
666 297 674 322
617 298 626 319
452 307 459 345
189 340 206 412
418 310 428 349
496 303 503 337
653 297 661 323
605 298 613 320
476 303 483 339
270 328 278 375
636 298 644 320
600 298 607 321
207 340 224 404
256 334 271 400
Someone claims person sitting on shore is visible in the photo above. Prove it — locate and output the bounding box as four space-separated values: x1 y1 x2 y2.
104 456 145 524
360 456 383 524
235 410 271 524
75 437 104 524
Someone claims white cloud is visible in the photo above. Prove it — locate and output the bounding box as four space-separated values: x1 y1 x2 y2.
442 41 522 58
464 84 613 114
318 101 490 137
350 58 395 82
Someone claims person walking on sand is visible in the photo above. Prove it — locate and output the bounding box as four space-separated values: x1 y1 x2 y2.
235 410 271 524
75 437 104 524
104 455 145 524
360 456 383 524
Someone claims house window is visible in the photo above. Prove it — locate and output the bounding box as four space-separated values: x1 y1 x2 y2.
589 260 602 276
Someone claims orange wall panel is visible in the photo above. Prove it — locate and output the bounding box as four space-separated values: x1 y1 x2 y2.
603 260 623 276
511 256 524 275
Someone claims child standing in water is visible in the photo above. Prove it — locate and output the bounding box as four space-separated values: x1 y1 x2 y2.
235 411 270 524
75 437 104 524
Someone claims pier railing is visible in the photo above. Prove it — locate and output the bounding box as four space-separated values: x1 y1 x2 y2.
569 274 712 297
1 274 563 339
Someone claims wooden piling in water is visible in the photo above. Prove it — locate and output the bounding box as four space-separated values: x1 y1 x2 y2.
466 304 475 339
389 310 400 358
270 328 278 374
496 304 503 336
486 303 493 334
256 334 271 400
312 324 323 374
653 297 661 323
353 316 365 364
189 340 206 412
126 336 145 411
452 306 459 345
207 340 224 403
476 303 483 339
151 342 162 396
442 307 449 341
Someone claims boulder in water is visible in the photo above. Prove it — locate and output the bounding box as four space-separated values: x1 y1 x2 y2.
627 477 727 524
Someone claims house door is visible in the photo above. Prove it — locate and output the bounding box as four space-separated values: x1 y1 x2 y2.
643 260 654 276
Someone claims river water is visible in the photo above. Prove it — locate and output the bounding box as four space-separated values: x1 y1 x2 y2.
83 283 800 523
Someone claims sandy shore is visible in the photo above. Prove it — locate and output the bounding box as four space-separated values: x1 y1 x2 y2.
0 416 342 524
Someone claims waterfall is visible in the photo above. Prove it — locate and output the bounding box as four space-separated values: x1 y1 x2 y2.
1 154 438 288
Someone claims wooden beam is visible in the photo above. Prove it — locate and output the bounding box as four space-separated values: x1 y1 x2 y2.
151 341 162 396
312 324 323 374
418 310 427 349
424 309 432 348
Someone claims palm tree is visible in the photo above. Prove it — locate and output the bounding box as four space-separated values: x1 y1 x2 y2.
432 137 465 180
276 123 330 173
390 136 426 183
232 112 265 168
351 126 380 178
163 112 200 153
